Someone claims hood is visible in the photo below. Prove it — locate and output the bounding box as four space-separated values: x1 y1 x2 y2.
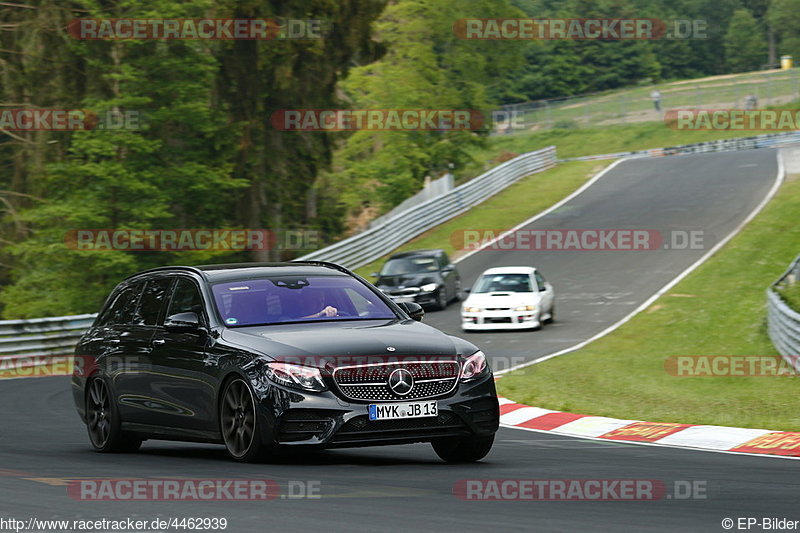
220 319 459 369
464 291 540 309
376 272 438 289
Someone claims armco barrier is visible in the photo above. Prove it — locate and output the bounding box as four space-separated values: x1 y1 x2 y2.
767 254 800 365
560 131 800 162
0 314 96 362
296 146 557 269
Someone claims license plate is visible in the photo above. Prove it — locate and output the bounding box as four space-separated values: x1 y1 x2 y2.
368 400 438 421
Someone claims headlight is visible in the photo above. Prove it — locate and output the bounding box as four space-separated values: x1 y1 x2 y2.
421 283 438 292
460 351 488 381
265 362 327 392
514 305 536 311
463 306 481 313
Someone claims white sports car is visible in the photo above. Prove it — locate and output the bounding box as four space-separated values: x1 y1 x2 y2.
461 266 555 331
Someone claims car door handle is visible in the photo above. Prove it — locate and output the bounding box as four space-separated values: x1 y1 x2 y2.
108 339 121 344
152 339 166 346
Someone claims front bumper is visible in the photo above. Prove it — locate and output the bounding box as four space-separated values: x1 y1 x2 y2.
385 292 439 307
461 311 539 330
256 373 499 448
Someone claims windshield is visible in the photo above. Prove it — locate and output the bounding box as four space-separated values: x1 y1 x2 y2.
472 273 533 294
380 256 438 275
212 275 397 327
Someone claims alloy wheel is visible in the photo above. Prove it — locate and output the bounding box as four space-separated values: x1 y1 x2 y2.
221 379 256 458
87 379 112 448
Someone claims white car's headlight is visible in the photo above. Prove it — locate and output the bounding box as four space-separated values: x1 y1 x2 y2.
514 305 536 311
460 351 488 381
421 283 438 292
265 363 327 392
463 306 481 313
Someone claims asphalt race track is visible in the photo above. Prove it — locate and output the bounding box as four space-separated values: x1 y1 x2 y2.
1 149 795 533
426 149 780 371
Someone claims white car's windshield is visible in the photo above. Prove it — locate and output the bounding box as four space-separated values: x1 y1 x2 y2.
212 275 396 326
472 273 533 293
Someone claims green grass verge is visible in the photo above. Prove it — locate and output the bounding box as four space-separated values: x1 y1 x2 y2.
354 160 605 279
497 175 800 431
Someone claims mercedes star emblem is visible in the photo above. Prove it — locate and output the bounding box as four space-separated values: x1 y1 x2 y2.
388 368 414 396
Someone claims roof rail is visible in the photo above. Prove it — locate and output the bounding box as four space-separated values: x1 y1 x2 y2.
123 265 204 281
289 260 353 275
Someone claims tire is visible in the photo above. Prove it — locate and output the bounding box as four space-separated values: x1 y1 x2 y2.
220 378 272 463
451 280 462 303
432 434 494 463
532 311 542 330
85 377 142 453
545 303 555 324
431 289 448 311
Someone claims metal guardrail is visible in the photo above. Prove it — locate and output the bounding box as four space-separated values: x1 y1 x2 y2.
0 314 96 360
767 254 800 364
297 146 557 269
560 131 800 162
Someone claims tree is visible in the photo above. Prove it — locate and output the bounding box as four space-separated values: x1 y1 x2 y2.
323 0 525 224
724 9 768 72
767 0 800 62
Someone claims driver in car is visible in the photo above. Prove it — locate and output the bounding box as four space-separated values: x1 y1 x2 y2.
301 289 338 318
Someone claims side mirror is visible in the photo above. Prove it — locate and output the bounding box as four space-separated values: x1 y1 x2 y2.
371 272 380 278
165 312 201 332
441 264 455 272
398 302 425 322
463 288 471 294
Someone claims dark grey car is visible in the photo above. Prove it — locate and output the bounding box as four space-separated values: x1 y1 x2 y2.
372 249 462 310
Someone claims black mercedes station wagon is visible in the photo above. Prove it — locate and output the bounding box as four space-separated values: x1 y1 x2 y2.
72 262 499 462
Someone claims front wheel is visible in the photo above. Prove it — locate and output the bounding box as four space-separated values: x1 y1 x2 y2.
431 289 448 311
220 378 273 462
451 280 462 303
545 303 555 324
432 434 494 463
85 377 142 453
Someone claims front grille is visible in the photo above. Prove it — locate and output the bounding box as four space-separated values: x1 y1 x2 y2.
339 380 455 402
388 288 420 297
485 308 510 311
333 361 460 402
